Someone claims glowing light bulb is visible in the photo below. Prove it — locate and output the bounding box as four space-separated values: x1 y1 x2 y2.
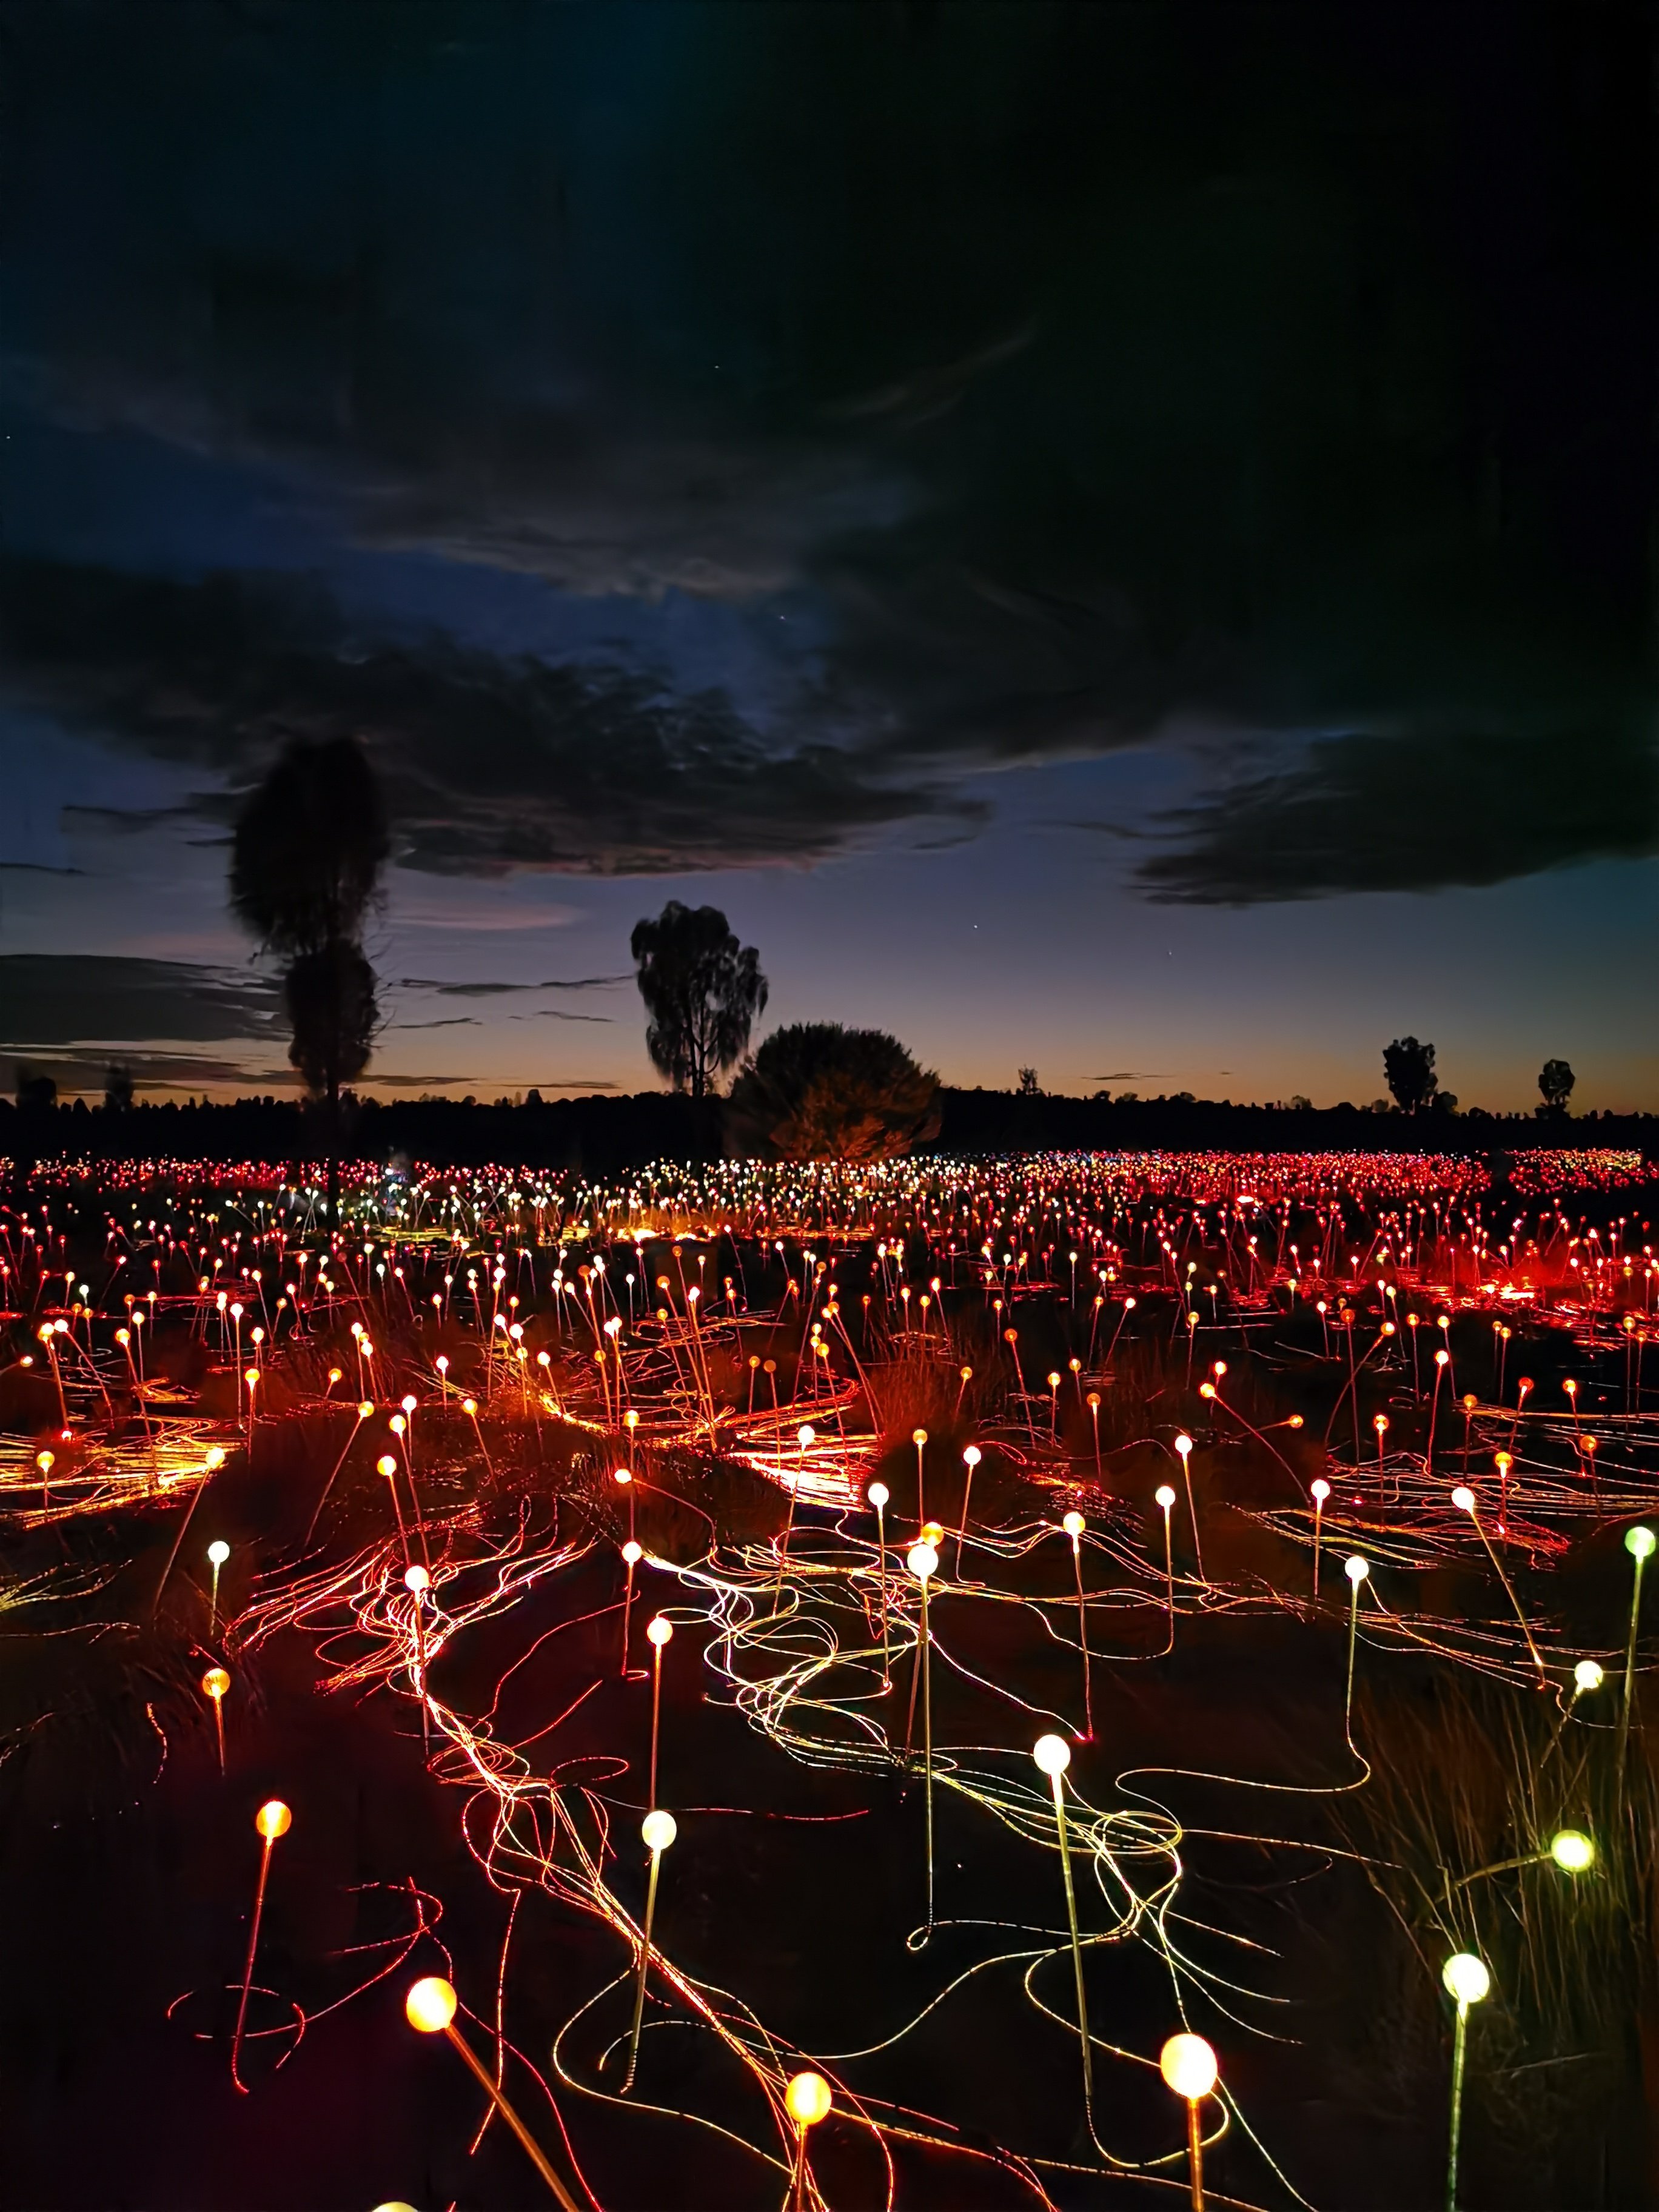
1033 1732 1071 1777
642 1809 677 1853
207 1540 230 1567
646 1614 673 1648
202 1666 230 1701
404 1564 430 1593
1344 1555 1369 1584
1175 1434 1192 1459
1441 1953 1490 2006
1062 1510 1085 1538
1451 1486 1475 1513
1626 1526 1656 1561
786 2071 833 2128
1548 1829 1594 1874
377 1455 398 1478
1159 2033 1218 2100
405 1976 458 2032
1311 1478 1330 1503
962 1445 981 1468
868 1483 889 1509
1155 1484 1176 1510
623 1540 643 1566
797 1426 814 1449
1574 1659 1604 1693
255 1798 291 1840
907 1542 938 1581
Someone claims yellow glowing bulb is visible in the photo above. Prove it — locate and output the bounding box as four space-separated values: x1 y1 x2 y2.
255 1798 291 1840
786 2071 833 2129
405 1975 458 2033
1062 1511 1085 1538
912 1428 928 1446
646 1614 674 1647
202 1666 230 1701
1549 1829 1595 1874
1574 1659 1604 1693
377 1455 398 1478
1159 2032 1218 2100
1441 1953 1490 2006
205 1446 226 1469
1033 1732 1071 1777
357 1401 374 1419
642 1809 677 1853
907 1542 938 1581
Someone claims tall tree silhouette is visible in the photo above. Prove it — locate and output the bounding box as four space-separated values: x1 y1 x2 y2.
1382 1036 1438 1114
630 902 766 1099
230 737 389 1218
1538 1058 1575 1114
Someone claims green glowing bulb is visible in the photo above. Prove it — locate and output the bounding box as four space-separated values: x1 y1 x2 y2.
1625 1525 1656 1561
1548 1829 1595 1874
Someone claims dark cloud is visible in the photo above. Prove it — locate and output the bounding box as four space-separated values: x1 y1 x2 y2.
0 954 281 1046
1138 726 1659 903
0 559 968 876
2 5 1654 899
10 1049 288 1093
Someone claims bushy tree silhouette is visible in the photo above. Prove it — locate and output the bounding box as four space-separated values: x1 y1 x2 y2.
630 902 766 1099
1382 1036 1438 1113
728 1023 940 1161
1538 1059 1575 1115
103 1065 134 1111
230 737 388 1217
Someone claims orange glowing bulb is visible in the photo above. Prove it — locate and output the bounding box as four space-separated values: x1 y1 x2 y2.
255 1798 291 1840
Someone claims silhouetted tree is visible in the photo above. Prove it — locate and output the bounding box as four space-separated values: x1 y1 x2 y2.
1017 1067 1042 1096
1538 1059 1575 1114
15 1068 56 1111
630 902 766 1099
728 1024 940 1161
230 737 388 1218
1382 1036 1438 1114
103 1064 134 1111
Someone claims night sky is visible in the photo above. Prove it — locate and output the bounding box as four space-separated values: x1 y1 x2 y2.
2 2 1655 1109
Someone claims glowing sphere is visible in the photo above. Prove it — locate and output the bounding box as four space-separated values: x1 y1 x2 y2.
911 1429 928 1447
377 1455 398 1478
907 1542 939 1582
404 1564 430 1594
358 1401 374 1419
1451 1487 1476 1514
1159 2033 1218 2100
207 1540 230 1567
1155 1484 1176 1510
1311 1479 1330 1504
201 1666 230 1701
205 1446 227 1469
1626 1526 1657 1561
1175 1434 1193 1459
646 1614 674 1648
1441 1953 1490 2006
1062 1511 1085 1538
798 1426 815 1450
622 1541 643 1565
785 2071 833 2128
922 1520 945 1545
1549 1829 1595 1874
255 1798 292 1841
642 1810 677 1853
1033 1732 1071 1777
614 1467 632 1485
868 1483 890 1510
1344 1555 1369 1585
1574 1660 1604 1693
406 1976 458 2033
962 1446 981 1469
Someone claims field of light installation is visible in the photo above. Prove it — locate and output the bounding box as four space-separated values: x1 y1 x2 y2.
1 1145 1655 2212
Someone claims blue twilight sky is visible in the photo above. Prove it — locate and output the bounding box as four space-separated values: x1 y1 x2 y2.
1 2 1654 1110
